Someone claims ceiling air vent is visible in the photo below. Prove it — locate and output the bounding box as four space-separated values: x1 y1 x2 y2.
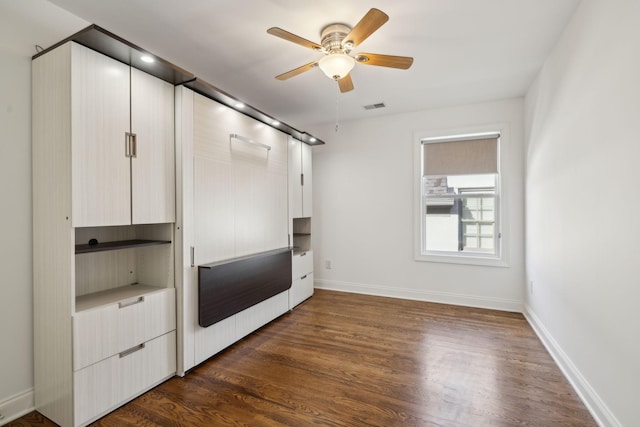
363 102 386 110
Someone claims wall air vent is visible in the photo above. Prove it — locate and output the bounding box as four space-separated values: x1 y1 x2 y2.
363 102 386 110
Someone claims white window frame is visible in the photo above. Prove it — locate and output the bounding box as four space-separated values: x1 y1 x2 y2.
413 125 509 267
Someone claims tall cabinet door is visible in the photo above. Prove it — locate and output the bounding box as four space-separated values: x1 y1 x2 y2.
288 138 312 218
71 43 131 227
301 141 312 217
131 68 176 224
288 139 303 218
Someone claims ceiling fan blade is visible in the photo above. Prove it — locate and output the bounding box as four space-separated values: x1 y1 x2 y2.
355 53 414 69
343 8 389 48
275 61 318 80
267 27 323 51
338 74 354 93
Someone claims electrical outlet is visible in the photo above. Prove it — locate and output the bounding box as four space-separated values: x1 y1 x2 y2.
325 260 332 269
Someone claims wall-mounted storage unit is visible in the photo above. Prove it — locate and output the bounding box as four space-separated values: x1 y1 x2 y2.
289 136 315 308
175 86 292 374
32 41 177 427
291 247 314 308
32 25 323 423
289 137 313 219
68 44 175 227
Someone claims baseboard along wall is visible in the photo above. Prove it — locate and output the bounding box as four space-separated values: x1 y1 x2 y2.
0 388 34 426
314 279 523 313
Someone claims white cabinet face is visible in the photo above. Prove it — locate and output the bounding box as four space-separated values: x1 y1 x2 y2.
71 43 131 227
301 142 313 217
131 68 176 224
73 288 176 371
193 94 288 265
289 139 303 219
288 138 312 219
70 44 175 227
290 272 314 308
74 331 176 426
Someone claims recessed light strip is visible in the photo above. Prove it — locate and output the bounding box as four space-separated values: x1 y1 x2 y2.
183 78 325 145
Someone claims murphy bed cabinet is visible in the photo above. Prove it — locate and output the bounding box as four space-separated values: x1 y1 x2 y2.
33 41 176 427
174 86 292 375
288 137 314 308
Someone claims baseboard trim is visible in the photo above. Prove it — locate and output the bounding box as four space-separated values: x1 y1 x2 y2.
0 388 34 426
523 306 620 427
314 279 522 312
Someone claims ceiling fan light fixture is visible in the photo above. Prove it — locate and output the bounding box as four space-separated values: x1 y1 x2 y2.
318 53 355 80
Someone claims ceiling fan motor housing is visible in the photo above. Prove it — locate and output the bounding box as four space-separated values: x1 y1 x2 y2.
321 24 352 53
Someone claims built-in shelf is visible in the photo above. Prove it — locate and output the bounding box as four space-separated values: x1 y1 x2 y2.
75 284 167 312
75 239 171 254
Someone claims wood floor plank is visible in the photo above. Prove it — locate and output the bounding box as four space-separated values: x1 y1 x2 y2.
12 290 596 426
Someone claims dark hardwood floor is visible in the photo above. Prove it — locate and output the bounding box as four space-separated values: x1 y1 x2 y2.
11 290 596 426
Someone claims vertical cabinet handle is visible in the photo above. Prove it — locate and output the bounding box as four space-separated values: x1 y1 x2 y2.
301 173 304 186
124 132 137 158
130 133 137 158
190 246 195 267
125 132 131 157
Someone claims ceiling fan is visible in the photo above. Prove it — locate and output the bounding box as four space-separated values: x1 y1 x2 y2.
267 8 414 93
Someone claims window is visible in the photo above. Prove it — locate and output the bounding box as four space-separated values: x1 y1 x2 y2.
418 133 502 263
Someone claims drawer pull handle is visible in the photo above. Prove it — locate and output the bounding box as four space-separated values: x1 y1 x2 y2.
118 296 144 309
301 274 308 280
300 252 306 257
119 343 145 358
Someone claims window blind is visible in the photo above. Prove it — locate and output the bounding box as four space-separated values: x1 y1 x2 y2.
422 135 498 176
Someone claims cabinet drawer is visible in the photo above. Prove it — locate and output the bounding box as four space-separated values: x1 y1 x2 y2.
74 331 176 426
292 250 313 279
290 272 314 308
73 288 176 371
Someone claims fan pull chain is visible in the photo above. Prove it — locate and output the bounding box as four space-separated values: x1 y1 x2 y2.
335 80 340 132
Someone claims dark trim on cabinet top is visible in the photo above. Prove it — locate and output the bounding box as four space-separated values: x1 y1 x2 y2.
32 24 195 85
33 25 324 146
182 79 325 146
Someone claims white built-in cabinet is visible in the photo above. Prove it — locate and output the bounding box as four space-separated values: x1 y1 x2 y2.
289 137 313 218
175 87 291 374
70 44 175 227
32 42 176 427
291 249 314 307
288 137 314 308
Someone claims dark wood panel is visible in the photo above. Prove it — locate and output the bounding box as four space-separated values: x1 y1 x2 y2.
13 290 596 426
75 239 170 254
198 248 292 327
33 25 195 85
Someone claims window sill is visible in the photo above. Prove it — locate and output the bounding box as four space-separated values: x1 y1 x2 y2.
415 252 509 268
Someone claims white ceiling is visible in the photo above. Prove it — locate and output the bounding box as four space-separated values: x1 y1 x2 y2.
4 0 580 132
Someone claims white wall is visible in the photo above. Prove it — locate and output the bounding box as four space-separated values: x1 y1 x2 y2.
0 48 35 422
524 1 640 426
308 98 525 311
0 1 87 422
